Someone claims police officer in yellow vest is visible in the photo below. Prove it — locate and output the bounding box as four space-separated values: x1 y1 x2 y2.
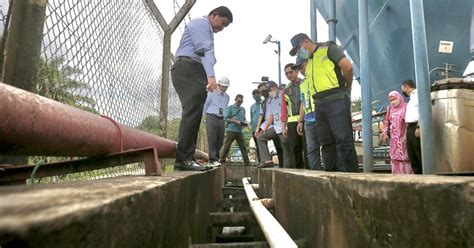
289 33 358 172
282 64 308 169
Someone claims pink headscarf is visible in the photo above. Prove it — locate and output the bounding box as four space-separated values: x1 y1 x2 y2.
387 91 407 117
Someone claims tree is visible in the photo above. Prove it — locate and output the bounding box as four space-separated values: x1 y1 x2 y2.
137 116 181 140
137 115 162 136
351 97 362 112
35 56 97 113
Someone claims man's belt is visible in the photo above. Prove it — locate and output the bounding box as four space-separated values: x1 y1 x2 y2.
206 113 224 120
176 56 199 64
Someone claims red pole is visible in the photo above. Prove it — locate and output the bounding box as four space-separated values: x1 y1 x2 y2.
0 83 208 160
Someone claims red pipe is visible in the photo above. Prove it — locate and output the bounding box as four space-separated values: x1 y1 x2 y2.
0 82 208 160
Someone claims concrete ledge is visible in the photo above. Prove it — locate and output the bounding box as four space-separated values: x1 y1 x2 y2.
259 169 474 247
0 168 224 247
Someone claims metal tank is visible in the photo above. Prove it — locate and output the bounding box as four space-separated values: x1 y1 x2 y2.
431 78 474 174
314 0 472 103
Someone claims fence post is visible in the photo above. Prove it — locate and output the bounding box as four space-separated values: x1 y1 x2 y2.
1 0 47 91
144 0 195 138
160 32 172 137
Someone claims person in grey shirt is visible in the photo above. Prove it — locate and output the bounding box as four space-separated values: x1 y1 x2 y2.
204 77 230 167
171 6 233 171
256 81 293 168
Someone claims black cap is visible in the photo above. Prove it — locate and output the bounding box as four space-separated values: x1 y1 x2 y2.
264 81 278 90
252 89 260 94
291 56 307 69
289 33 310 56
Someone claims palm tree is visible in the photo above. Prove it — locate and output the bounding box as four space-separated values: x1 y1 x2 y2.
35 56 97 113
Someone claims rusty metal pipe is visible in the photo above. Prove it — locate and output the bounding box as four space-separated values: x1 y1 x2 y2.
0 82 208 160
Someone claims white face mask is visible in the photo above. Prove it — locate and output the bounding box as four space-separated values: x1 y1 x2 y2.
269 91 277 98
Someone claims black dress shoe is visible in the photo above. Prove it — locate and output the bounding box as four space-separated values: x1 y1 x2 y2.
174 160 211 171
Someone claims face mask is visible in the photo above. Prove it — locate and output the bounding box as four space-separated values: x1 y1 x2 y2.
253 95 261 102
269 91 277 98
390 99 400 108
297 47 309 59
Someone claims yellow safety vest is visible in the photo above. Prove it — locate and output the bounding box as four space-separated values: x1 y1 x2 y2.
283 94 299 123
305 44 342 95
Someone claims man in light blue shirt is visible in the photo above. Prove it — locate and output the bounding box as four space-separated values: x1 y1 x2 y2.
250 88 263 162
220 95 250 167
171 6 233 171
204 77 230 167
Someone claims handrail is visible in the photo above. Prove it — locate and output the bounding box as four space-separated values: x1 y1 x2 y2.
242 177 297 248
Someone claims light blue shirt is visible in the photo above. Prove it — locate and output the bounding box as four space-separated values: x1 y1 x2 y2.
268 93 284 134
225 104 246 133
204 91 230 117
175 16 216 77
250 100 262 132
259 99 273 130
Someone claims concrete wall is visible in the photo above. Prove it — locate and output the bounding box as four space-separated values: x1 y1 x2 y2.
0 168 224 248
259 169 474 247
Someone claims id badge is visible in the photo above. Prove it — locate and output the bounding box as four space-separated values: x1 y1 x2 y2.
274 113 280 121
305 98 310 109
219 108 223 116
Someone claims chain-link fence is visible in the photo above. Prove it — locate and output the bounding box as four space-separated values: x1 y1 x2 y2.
0 0 209 183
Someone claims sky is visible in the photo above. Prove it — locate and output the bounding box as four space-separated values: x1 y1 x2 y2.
162 0 361 120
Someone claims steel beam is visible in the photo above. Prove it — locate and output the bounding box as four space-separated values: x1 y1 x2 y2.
359 0 373 172
310 0 318 42
327 0 337 42
409 0 434 174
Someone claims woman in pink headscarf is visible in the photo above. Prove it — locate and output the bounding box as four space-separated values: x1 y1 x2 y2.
381 91 413 174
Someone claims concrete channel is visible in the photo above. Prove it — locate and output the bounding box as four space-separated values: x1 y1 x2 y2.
0 164 472 247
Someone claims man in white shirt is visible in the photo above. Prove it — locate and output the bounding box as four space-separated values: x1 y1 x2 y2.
401 79 422 174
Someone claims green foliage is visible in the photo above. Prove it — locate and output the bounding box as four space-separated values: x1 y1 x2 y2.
136 116 182 141
137 115 161 136
352 97 362 112
36 56 97 113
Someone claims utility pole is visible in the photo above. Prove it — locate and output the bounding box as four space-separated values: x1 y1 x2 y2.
2 0 47 91
0 0 47 166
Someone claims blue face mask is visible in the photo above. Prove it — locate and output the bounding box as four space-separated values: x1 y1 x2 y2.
297 47 309 59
